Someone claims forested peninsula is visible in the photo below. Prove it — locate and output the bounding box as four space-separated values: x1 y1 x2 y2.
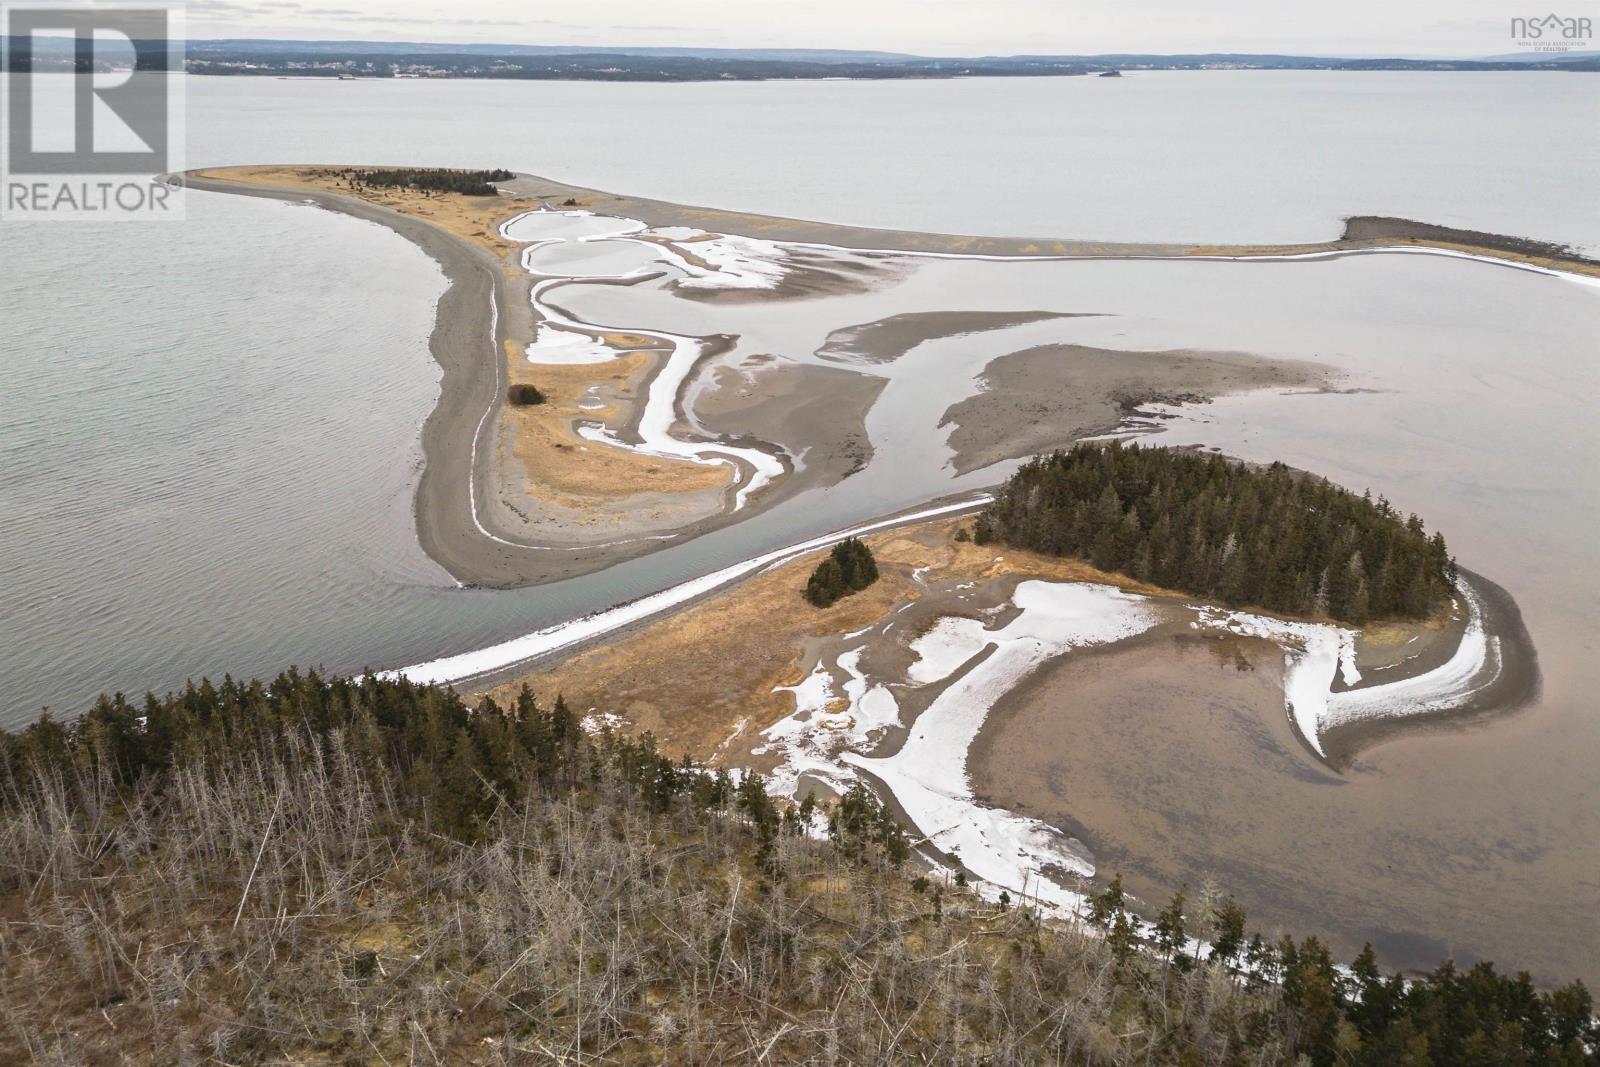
975 443 1456 625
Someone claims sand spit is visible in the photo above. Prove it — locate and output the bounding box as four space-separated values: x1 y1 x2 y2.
176 170 551 587
180 165 1599 595
964 574 1550 978
1186 569 1539 765
392 497 990 688
769 571 1533 914
178 170 893 586
814 310 1085 366
1318 568 1540 765
498 173 1600 280
941 344 1330 475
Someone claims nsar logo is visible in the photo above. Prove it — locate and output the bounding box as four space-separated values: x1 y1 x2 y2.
1509 12 1594 51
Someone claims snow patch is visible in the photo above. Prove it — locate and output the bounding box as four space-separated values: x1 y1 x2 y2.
846 582 1160 908
905 615 990 685
386 497 988 686
673 234 789 290
524 323 624 365
1191 576 1495 755
1326 581 1499 729
759 650 902 798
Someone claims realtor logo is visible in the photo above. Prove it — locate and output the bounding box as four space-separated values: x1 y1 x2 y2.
1 3 185 220
1509 12 1594 51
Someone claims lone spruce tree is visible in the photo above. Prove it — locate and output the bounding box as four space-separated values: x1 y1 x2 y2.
804 537 879 607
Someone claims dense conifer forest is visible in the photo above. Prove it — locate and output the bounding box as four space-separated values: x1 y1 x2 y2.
349 167 516 196
1 672 1592 1063
804 536 880 607
974 443 1456 625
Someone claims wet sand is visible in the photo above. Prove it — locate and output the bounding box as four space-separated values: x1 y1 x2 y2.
179 172 774 588
181 166 1600 592
966 585 1570 982
941 344 1330 474
694 359 886 482
498 174 1600 278
1322 568 1541 765
815 311 1082 365
176 171 550 587
179 169 888 587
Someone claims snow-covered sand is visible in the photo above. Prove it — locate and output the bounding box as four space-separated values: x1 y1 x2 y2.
754 573 1501 910
759 649 903 798
754 581 1159 910
846 583 1159 907
1326 580 1499 730
500 209 793 507
386 496 988 686
1191 576 1497 755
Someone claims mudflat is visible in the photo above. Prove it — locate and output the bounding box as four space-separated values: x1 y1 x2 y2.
966 582 1566 982
182 165 1599 593
941 344 1329 474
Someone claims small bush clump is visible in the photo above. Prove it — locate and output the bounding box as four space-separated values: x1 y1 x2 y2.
507 383 546 406
804 536 879 607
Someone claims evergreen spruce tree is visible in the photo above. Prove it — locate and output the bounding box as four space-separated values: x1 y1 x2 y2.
1154 886 1188 966
804 557 846 607
805 538 879 606
1211 897 1247 967
973 442 1453 625
1087 873 1126 929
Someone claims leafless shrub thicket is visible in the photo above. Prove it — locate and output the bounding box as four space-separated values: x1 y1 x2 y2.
8 674 1585 1065
0 678 1290 1065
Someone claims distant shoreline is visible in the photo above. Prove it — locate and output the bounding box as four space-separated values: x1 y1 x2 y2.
160 43 1600 81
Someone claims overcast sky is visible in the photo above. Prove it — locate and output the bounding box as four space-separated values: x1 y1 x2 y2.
180 0 1588 57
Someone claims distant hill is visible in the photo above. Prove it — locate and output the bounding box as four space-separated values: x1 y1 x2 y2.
1475 49 1600 62
5 37 1597 77
184 39 923 63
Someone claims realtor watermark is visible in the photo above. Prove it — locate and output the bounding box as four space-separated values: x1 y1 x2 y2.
1 3 185 221
1509 12 1593 51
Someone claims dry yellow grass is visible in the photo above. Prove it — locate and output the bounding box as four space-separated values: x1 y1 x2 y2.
505 347 731 508
195 164 523 259
481 517 1183 762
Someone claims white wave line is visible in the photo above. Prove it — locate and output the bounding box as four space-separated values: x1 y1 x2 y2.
386 494 989 686
464 283 538 550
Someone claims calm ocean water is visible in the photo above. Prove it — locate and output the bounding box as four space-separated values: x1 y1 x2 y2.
185 71 1600 251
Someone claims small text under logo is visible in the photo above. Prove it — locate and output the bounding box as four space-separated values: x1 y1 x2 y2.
1 3 185 222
